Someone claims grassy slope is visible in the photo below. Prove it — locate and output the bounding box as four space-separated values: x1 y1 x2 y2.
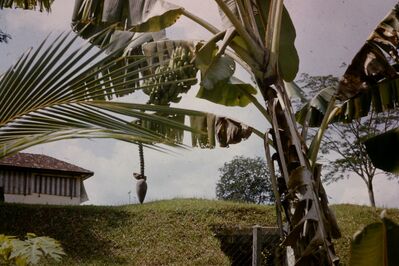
0 199 398 265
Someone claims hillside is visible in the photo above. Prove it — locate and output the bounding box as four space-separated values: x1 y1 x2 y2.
1 199 398 265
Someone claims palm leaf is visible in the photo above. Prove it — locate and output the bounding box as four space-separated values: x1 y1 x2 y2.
0 31 209 159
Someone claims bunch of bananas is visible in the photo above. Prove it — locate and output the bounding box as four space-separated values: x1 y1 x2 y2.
143 46 197 105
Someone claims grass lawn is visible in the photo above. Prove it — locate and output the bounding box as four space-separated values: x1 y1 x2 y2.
1 199 398 265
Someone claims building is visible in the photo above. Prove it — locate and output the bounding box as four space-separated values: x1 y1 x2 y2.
0 153 93 205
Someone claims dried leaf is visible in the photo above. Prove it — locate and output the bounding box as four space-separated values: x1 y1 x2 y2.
215 117 252 147
337 4 399 101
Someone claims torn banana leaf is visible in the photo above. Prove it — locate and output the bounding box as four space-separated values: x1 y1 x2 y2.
215 117 252 147
337 4 399 101
297 77 399 127
190 115 253 148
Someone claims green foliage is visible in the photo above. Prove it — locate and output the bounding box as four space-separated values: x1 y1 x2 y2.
193 39 258 107
0 233 65 265
216 156 274 204
349 212 399 266
249 0 299 81
196 77 258 107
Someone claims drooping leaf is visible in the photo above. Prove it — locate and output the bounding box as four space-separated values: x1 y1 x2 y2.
337 42 398 101
215 116 252 147
196 76 257 107
337 4 399 101
296 76 399 127
349 215 399 266
364 127 399 174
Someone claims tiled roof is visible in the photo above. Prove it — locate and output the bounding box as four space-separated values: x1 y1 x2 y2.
0 153 93 177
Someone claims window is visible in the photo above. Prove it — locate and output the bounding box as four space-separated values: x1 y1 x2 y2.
33 175 78 198
0 170 30 195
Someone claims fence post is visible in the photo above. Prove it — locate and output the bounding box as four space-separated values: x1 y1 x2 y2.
252 225 262 266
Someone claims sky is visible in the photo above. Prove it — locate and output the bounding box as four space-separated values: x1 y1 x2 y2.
0 0 398 207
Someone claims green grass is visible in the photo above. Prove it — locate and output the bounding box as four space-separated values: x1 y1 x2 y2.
0 199 398 265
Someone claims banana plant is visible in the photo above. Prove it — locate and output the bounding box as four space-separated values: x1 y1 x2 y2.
68 0 341 265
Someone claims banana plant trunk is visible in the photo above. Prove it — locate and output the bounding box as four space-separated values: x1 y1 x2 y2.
259 79 340 265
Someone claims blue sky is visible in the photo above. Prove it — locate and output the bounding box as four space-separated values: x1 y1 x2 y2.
1 0 398 206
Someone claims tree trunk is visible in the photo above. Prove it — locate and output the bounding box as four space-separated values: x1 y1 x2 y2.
260 81 340 265
367 181 376 207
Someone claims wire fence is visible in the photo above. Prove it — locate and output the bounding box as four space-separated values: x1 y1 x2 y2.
212 225 281 266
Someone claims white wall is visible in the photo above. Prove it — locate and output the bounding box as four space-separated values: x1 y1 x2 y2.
5 193 81 205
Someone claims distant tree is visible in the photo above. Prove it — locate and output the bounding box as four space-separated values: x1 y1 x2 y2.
216 156 274 204
297 74 399 207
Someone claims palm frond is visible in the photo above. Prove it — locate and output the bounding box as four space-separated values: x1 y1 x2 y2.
0 31 207 158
